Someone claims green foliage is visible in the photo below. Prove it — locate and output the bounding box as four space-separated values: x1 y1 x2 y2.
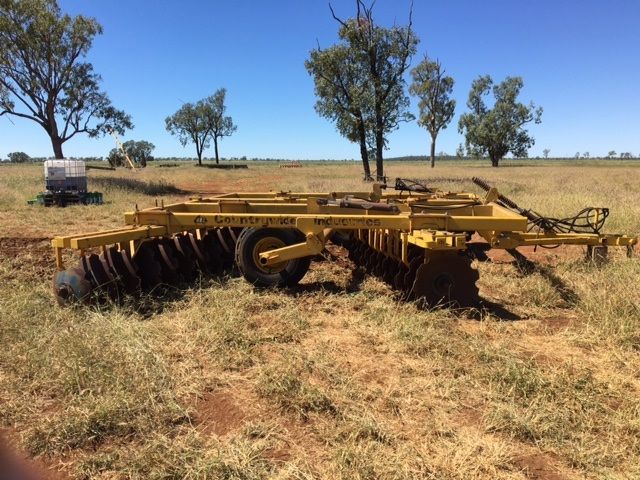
409 55 455 167
209 88 237 164
7 151 30 163
306 1 418 180
165 89 236 165
458 75 542 166
306 43 374 178
0 0 132 159
106 140 155 167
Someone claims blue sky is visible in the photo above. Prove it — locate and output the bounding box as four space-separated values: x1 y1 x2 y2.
1 0 639 160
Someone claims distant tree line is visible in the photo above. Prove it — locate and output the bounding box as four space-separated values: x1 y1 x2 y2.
4 152 639 164
0 0 634 173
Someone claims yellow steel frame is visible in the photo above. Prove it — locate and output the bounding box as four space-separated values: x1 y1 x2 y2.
51 186 638 270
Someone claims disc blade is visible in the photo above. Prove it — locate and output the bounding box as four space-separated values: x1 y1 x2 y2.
52 266 92 305
133 241 163 291
105 246 140 293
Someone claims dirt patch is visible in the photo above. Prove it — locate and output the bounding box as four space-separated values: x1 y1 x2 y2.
0 236 50 256
193 391 246 436
514 452 567 480
540 316 572 331
0 237 54 278
456 405 484 428
486 245 583 267
263 447 291 464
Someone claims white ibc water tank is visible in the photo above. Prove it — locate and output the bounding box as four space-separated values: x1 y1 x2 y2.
44 160 87 192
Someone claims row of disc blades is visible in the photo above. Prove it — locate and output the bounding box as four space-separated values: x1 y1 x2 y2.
53 227 241 305
343 232 480 308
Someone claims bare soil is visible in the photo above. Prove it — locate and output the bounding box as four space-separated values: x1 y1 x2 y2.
0 237 54 279
193 391 247 436
513 453 567 480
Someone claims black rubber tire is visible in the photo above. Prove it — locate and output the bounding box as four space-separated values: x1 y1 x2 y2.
235 228 311 288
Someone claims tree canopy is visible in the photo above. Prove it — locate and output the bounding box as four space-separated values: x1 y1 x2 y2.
165 90 236 165
409 55 455 168
0 0 132 159
307 1 417 180
7 151 30 163
208 89 237 164
458 76 542 166
306 43 374 178
107 140 154 168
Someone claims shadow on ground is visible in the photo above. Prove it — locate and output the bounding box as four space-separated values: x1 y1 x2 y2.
92 177 186 196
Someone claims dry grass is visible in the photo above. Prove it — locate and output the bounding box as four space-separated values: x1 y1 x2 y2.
0 159 639 479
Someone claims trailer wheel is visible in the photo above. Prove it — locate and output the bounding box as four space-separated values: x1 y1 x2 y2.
235 228 311 288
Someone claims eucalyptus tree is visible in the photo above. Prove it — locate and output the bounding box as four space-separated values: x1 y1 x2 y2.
7 151 30 163
107 140 154 167
165 91 235 165
543 148 550 159
458 76 542 167
208 89 236 164
308 1 418 180
409 55 455 168
306 44 373 178
0 0 132 158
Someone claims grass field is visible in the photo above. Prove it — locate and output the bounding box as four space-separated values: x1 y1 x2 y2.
0 160 639 479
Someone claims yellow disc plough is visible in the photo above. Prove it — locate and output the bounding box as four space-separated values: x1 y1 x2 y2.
51 178 638 308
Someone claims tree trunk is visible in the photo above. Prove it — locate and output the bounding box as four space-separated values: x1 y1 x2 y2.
46 99 64 159
51 136 64 159
491 155 500 167
214 137 220 164
430 137 436 168
357 120 371 180
196 143 202 166
375 112 384 181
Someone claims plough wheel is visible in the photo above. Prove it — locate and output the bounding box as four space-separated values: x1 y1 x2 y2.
235 228 311 288
410 253 480 308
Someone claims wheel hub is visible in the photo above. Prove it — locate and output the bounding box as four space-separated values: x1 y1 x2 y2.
252 237 287 273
